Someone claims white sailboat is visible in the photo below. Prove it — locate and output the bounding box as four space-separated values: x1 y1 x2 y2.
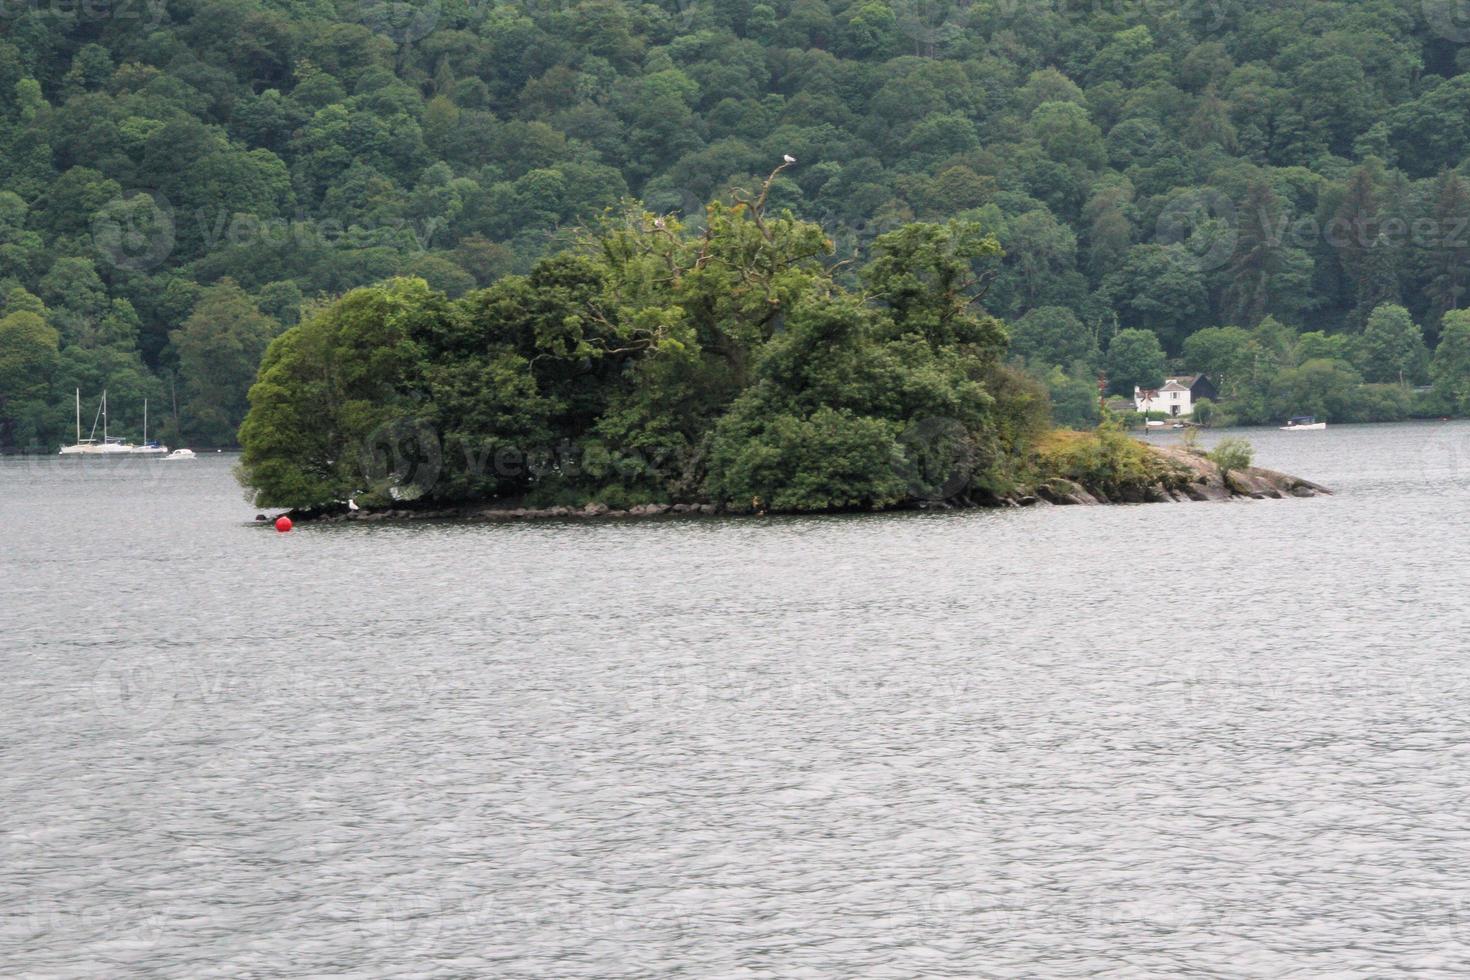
57 389 94 454
132 399 168 455
59 390 133 454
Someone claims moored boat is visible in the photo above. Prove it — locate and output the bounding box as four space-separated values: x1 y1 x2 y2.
59 390 134 454
132 399 168 455
1280 415 1326 430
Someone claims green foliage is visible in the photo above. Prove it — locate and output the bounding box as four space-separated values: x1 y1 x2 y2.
14 0 1470 449
1105 329 1166 395
1356 304 1430 385
1432 311 1470 415
174 280 280 447
1011 307 1097 368
1209 438 1255 478
1182 328 1255 400
1034 426 1173 500
239 193 1046 512
1038 365 1101 429
1269 358 1364 422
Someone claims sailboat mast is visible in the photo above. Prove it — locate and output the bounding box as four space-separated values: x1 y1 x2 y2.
143 399 148 444
75 388 80 443
102 390 108 442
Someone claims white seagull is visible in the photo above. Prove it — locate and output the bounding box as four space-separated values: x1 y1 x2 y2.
783 154 797 164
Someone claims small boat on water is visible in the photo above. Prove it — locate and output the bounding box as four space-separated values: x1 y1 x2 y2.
59 390 134 454
163 448 196 460
132 399 168 456
1281 415 1327 431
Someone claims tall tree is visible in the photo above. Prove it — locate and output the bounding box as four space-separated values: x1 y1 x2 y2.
1332 165 1400 327
1431 310 1470 414
1105 329 1166 396
0 310 59 451
1223 181 1280 327
172 280 281 446
1420 171 1470 338
1355 304 1428 385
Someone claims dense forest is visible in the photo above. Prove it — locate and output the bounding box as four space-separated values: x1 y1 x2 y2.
6 0 1470 453
238 184 1068 511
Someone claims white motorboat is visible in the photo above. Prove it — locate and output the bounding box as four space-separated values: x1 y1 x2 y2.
163 448 197 460
1280 416 1327 431
59 390 133 454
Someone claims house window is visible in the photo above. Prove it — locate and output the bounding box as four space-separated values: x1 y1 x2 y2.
1171 392 1179 399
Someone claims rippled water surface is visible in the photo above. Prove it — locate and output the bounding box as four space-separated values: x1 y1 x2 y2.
4 423 1470 977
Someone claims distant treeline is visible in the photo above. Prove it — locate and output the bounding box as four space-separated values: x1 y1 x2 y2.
8 0 1470 450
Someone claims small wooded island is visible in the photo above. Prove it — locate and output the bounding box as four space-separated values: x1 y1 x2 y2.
238 172 1328 522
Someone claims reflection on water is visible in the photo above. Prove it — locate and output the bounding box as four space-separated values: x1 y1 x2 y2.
3 423 1470 976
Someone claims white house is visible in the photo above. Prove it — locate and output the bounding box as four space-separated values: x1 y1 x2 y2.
1135 375 1210 417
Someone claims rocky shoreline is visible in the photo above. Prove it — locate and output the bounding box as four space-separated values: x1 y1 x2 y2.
272 444 1329 525
1031 445 1333 506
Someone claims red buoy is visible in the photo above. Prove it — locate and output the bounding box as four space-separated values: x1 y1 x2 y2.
274 516 293 533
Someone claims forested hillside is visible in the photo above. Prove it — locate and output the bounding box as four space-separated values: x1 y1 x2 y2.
6 0 1470 450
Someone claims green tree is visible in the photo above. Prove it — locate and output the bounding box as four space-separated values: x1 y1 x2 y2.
1041 365 1101 428
1208 437 1253 478
1223 180 1313 327
174 280 281 446
1105 328 1166 395
1431 311 1470 415
1011 307 1097 368
1182 326 1255 400
1101 245 1207 351
1269 358 1362 422
1296 330 1349 363
1420 171 1470 334
0 310 60 450
1355 304 1428 385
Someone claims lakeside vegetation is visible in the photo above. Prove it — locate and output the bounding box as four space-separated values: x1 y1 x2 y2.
7 0 1470 455
239 178 1058 511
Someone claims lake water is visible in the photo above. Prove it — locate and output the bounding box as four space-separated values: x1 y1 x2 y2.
3 422 1470 977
